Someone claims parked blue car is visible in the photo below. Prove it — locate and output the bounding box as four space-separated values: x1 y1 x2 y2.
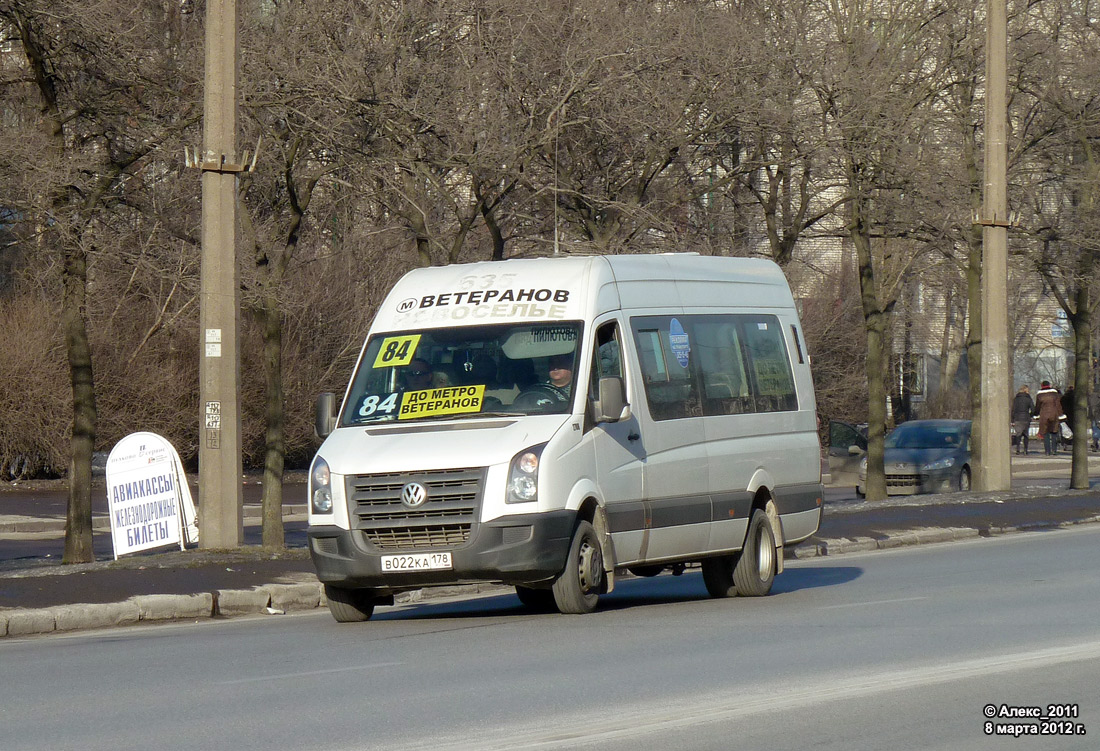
857 419 971 497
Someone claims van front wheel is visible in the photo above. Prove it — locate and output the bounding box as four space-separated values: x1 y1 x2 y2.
733 509 777 597
324 584 377 622
515 585 556 611
552 520 603 614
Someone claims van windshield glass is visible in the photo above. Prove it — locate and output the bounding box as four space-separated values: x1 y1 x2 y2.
341 322 583 424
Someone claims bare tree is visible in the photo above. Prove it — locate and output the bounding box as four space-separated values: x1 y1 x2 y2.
810 0 952 500
1010 0 1100 488
0 0 201 560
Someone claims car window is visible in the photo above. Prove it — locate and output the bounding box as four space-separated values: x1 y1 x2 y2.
886 424 968 450
830 421 868 452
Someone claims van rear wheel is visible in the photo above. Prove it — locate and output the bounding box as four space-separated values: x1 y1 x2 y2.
324 584 377 622
733 509 777 597
552 520 603 614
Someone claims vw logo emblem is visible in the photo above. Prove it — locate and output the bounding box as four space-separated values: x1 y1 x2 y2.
401 482 428 508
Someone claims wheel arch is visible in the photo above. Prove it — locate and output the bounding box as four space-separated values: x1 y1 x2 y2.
576 495 616 591
750 486 784 575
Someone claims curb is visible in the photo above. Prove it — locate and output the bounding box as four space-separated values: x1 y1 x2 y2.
0 581 324 638
4 514 1100 638
789 513 1100 559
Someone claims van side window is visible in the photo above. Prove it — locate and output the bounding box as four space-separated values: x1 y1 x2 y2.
631 318 701 421
693 317 754 416
740 316 798 412
588 322 623 395
594 325 620 382
630 314 798 420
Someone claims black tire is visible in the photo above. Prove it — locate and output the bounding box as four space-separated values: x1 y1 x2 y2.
732 509 777 597
551 520 604 614
324 584 377 623
701 555 738 598
957 465 971 492
515 585 557 611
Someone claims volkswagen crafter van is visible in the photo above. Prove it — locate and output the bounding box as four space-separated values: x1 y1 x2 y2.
309 254 823 620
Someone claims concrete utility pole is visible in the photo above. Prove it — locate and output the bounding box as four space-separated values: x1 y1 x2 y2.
198 0 244 547
979 0 1011 491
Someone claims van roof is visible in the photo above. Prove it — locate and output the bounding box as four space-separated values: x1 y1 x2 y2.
374 254 794 331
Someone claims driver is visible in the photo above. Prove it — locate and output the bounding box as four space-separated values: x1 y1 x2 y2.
512 353 575 410
544 353 574 402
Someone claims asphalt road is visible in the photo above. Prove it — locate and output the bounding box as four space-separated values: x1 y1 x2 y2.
2 525 1096 751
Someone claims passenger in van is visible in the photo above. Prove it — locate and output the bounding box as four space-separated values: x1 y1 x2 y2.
402 358 433 392
431 365 456 389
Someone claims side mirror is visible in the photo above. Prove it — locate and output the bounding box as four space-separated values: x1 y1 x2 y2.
315 392 337 439
596 377 631 423
848 444 864 456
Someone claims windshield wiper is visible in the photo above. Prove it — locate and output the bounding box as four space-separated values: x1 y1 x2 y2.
431 411 519 421
348 414 399 425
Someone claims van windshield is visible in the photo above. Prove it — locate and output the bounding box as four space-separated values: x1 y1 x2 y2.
341 322 583 424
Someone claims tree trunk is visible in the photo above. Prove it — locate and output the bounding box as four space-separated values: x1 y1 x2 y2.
1070 274 1092 490
480 196 506 261
62 243 97 563
849 182 888 501
260 292 286 548
16 9 98 564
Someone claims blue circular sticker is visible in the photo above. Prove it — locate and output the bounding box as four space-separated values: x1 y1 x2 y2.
669 318 690 368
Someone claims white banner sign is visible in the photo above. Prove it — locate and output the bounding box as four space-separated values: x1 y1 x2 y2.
105 432 199 559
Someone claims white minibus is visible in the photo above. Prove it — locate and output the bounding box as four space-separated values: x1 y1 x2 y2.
309 254 822 620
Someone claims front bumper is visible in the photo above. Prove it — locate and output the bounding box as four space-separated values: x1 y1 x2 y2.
308 509 577 593
859 468 957 495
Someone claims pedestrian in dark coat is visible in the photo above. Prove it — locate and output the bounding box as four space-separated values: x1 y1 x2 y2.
1011 384 1033 454
1034 381 1063 455
1062 386 1076 436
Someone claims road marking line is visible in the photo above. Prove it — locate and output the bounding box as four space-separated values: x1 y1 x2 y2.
818 596 928 609
215 662 403 685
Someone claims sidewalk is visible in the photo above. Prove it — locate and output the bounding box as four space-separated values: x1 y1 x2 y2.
2 459 1099 638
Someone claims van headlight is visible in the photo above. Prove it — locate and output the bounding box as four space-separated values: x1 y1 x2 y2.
311 456 333 514
507 444 546 504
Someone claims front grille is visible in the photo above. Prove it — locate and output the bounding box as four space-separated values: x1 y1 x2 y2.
885 473 920 489
346 468 485 550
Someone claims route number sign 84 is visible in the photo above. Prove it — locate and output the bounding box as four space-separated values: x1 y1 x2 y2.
372 335 421 368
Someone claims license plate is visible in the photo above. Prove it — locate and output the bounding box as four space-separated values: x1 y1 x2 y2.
381 552 453 573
